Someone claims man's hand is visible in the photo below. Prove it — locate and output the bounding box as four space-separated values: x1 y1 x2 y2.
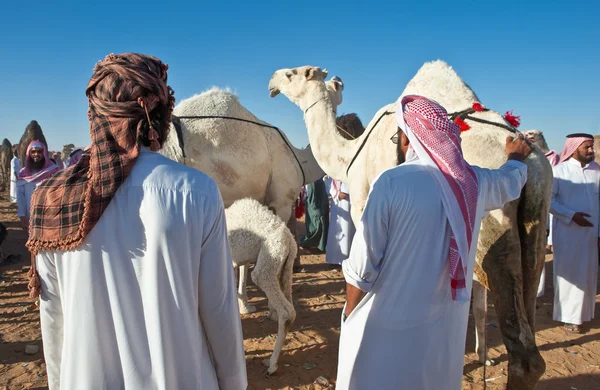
572 212 594 227
345 283 367 319
338 192 348 201
505 135 532 162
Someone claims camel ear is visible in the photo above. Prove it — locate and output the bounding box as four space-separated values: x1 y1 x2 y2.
331 76 344 92
305 66 325 81
322 68 328 78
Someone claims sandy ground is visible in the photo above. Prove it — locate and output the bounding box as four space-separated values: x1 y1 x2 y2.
0 192 599 389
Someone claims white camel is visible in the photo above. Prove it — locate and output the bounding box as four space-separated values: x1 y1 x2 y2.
61 143 75 164
226 198 297 375
268 61 552 389
161 77 344 223
521 130 550 153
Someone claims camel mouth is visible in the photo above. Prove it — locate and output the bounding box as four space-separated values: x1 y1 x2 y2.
269 88 280 98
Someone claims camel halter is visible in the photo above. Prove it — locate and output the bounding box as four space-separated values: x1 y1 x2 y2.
303 98 337 116
345 103 520 176
345 110 395 176
171 115 305 185
447 106 517 133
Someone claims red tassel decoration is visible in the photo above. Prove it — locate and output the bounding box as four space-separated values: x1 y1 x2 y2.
454 117 471 132
472 102 485 112
504 110 521 128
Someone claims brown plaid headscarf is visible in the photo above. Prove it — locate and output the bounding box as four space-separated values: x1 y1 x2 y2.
26 53 175 277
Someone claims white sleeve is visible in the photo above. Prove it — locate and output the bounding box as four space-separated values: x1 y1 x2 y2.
340 182 350 194
342 176 389 293
37 252 63 390
549 167 576 224
475 160 528 212
197 186 247 390
17 184 26 217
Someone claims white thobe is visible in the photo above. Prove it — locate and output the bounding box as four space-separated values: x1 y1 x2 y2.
325 178 355 265
17 180 40 218
550 158 600 325
36 149 247 390
537 213 552 298
10 157 20 203
337 159 527 390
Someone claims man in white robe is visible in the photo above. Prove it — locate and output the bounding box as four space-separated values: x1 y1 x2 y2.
325 176 355 269
9 146 20 203
27 53 247 390
336 96 531 390
550 133 599 333
16 140 59 231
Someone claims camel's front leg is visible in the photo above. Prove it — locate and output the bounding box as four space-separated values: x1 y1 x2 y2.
472 280 494 366
481 205 545 390
237 264 256 314
252 250 296 374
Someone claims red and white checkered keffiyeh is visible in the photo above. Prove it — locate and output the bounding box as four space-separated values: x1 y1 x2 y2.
545 150 560 167
559 136 593 164
396 95 479 302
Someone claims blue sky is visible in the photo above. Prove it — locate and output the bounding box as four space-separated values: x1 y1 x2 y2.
1 0 598 153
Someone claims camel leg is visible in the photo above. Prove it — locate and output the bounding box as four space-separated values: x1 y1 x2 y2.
237 264 256 314
286 206 301 269
518 190 550 330
251 249 296 374
472 280 493 365
481 204 545 390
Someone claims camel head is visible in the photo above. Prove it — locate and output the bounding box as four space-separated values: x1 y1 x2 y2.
61 143 75 160
268 66 329 106
325 76 344 108
521 130 549 153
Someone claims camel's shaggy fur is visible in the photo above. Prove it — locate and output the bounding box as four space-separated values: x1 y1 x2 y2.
336 113 365 140
270 60 552 389
226 198 297 375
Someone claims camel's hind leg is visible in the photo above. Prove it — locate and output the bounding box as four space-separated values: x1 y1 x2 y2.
251 247 296 375
481 203 545 390
237 264 256 314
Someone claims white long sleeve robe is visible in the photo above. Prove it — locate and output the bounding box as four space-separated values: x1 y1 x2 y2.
10 157 20 203
336 159 527 390
36 149 247 390
325 178 355 265
550 157 600 325
16 179 39 218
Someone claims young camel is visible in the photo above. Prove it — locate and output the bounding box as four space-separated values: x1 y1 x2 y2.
226 198 297 375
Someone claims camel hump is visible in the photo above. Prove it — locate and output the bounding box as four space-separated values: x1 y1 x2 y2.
1 139 11 149
174 87 271 128
401 60 481 113
19 120 48 163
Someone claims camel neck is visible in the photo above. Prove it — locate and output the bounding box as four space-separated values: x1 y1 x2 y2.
302 92 356 183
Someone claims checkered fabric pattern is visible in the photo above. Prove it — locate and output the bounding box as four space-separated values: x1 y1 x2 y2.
400 95 479 301
26 53 175 255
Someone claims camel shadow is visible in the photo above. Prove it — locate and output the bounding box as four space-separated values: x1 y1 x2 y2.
538 373 600 389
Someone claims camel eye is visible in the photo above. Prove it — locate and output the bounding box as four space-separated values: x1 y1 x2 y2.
286 72 293 80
